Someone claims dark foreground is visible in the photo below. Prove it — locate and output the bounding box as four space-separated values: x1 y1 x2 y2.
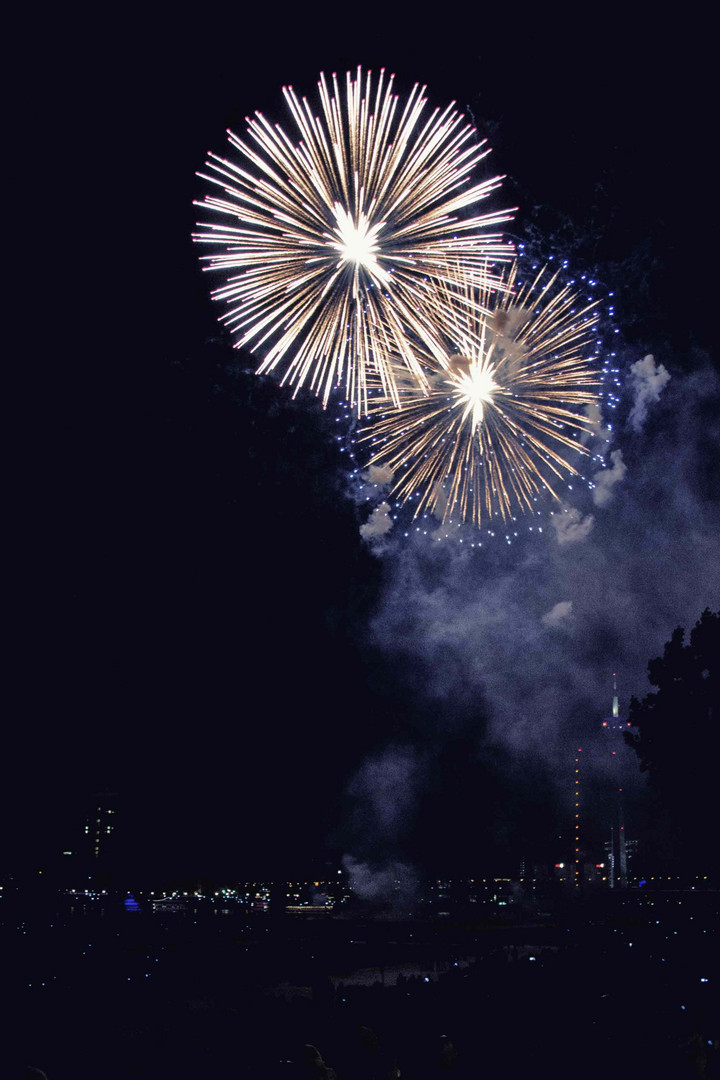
4 890 718 1079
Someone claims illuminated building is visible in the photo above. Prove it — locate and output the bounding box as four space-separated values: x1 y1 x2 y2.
583 862 606 887
603 833 616 889
625 838 639 877
601 673 629 734
83 792 118 883
566 675 637 891
602 675 634 889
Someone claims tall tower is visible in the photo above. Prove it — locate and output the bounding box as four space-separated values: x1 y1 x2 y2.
602 674 631 888
83 792 118 886
573 747 582 888
602 672 624 732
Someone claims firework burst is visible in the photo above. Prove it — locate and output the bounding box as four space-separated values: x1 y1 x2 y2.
193 68 513 410
359 262 603 527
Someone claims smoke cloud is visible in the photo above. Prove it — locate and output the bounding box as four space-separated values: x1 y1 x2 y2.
541 600 573 628
343 747 422 904
348 745 421 840
628 354 671 432
364 464 394 487
355 466 395 547
550 505 595 545
592 449 627 507
360 501 394 543
370 361 720 772
342 855 418 906
581 401 612 446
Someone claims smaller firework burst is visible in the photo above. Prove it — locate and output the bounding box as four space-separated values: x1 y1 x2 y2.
359 262 603 527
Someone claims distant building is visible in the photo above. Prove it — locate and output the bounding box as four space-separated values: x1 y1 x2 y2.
625 838 639 877
601 673 633 735
564 676 638 891
572 747 583 888
602 676 634 888
83 792 118 885
583 862 607 887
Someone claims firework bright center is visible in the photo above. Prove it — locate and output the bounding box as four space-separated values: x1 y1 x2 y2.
456 363 501 430
331 206 386 277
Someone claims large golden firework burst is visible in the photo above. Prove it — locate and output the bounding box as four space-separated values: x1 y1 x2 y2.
193 68 513 410
359 262 602 527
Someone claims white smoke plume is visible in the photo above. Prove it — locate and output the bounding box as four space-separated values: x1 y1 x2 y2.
592 449 627 507
363 464 394 487
342 855 418 905
343 747 421 905
550 504 595 545
356 464 394 502
360 501 394 543
581 400 612 445
628 354 671 432
355 465 395 547
348 745 421 838
541 600 573 628
369 362 720 768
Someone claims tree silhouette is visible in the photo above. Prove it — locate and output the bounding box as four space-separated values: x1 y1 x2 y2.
625 608 718 871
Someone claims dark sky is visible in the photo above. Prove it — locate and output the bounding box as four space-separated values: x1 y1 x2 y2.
9 13 717 885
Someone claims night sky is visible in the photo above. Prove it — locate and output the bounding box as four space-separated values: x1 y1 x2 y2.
10 13 717 886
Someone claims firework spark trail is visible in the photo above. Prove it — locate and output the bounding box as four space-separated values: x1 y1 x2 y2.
193 68 514 410
359 263 602 527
